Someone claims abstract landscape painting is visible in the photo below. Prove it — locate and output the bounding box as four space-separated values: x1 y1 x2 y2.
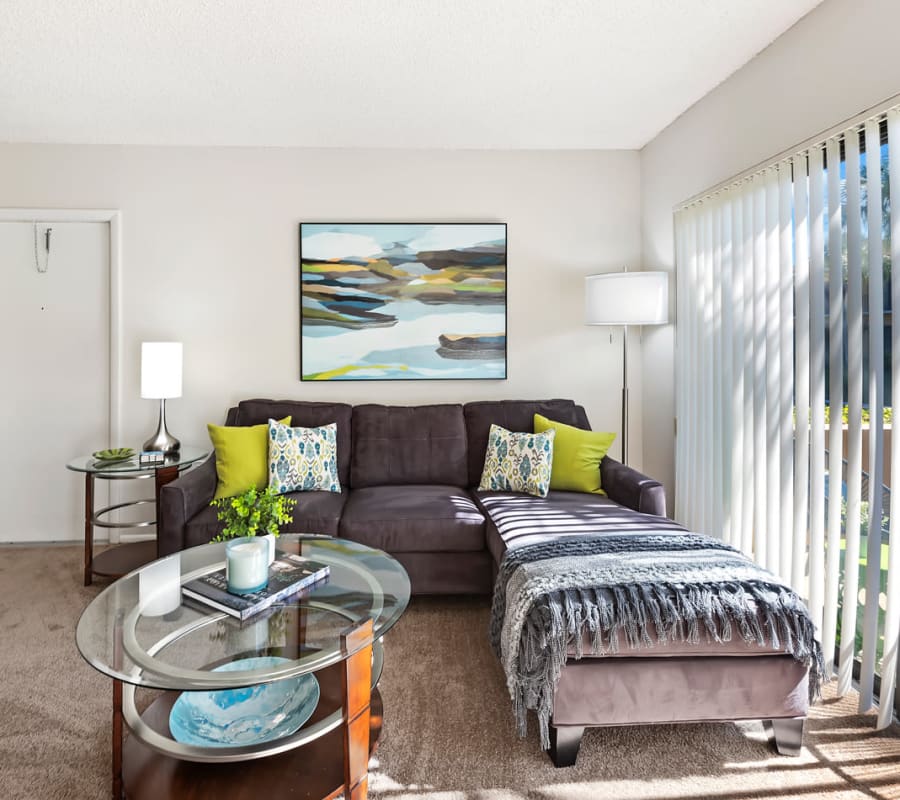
300 223 507 380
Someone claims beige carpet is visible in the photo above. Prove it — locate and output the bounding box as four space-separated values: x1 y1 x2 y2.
1 545 898 800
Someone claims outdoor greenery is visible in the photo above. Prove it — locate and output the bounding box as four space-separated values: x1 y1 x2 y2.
837 499 890 663
823 405 893 425
210 486 296 542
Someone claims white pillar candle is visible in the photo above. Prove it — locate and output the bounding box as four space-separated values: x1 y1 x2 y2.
139 553 182 616
226 537 269 594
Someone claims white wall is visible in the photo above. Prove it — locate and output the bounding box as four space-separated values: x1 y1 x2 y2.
2 146 641 485
640 0 900 513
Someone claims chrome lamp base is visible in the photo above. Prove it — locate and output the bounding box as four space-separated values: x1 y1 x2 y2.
143 399 180 456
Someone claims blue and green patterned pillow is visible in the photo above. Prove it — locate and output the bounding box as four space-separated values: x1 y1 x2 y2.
477 423 555 497
267 419 341 494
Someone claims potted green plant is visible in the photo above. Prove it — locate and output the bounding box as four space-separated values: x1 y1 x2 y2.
211 486 296 547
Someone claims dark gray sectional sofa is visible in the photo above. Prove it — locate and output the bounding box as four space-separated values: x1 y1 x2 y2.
159 398 667 594
158 398 809 766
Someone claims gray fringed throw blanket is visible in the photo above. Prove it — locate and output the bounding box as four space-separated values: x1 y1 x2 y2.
489 532 825 749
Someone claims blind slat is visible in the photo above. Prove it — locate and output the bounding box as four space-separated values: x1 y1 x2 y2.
808 146 826 634
754 180 768 564
712 204 725 538
721 200 735 546
742 192 755 555
765 169 781 576
793 154 811 595
839 132 864 696
779 167 795 585
731 197 746 549
859 119 886 710
823 136 843 678
877 107 900 730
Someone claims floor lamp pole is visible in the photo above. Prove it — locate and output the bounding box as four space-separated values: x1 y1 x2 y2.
621 324 629 465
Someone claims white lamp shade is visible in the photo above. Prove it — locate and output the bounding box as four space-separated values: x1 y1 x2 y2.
141 342 183 399
585 271 669 326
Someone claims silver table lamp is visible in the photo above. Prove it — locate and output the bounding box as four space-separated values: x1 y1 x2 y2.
141 342 183 456
585 270 668 465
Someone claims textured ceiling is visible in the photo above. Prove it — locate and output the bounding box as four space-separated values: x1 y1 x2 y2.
0 0 823 149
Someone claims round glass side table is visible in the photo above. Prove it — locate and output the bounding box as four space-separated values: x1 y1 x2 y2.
66 446 209 585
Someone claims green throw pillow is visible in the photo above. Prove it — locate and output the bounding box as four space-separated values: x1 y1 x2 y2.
533 413 615 495
208 416 291 499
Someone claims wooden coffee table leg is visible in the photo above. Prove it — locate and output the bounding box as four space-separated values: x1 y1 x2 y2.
341 619 374 800
84 473 94 586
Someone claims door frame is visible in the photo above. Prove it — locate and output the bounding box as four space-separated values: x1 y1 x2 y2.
1 208 123 538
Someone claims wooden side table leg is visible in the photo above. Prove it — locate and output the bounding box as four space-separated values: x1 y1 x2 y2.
341 618 374 800
84 473 94 586
153 465 178 559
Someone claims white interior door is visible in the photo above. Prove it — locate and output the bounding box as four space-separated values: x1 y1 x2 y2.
0 221 110 542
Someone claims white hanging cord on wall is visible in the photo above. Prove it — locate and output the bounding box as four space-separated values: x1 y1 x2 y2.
33 222 51 273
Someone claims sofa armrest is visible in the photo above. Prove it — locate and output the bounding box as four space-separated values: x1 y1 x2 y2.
158 456 218 555
600 457 667 517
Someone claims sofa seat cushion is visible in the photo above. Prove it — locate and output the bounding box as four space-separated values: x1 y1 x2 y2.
339 485 486 553
475 489 685 565
183 490 347 548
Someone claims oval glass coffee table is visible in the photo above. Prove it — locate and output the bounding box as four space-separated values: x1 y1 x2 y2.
76 534 410 800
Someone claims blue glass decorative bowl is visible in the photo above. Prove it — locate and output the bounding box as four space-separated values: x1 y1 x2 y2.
169 657 320 747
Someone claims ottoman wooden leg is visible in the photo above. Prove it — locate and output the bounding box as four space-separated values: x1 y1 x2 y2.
764 717 806 756
549 724 584 768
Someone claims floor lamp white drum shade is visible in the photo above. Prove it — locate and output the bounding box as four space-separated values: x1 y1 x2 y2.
141 342 182 455
584 271 669 326
141 342 183 399
584 271 669 465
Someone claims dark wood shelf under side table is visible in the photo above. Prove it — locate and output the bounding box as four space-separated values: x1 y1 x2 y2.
66 446 209 585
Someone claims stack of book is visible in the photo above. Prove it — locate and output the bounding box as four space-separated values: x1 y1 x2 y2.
183 552 330 621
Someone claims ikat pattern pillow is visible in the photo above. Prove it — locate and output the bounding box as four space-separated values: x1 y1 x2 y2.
267 419 341 494
478 424 555 497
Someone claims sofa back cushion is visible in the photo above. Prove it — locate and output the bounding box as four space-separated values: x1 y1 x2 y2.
226 399 353 486
463 399 590 487
350 403 468 488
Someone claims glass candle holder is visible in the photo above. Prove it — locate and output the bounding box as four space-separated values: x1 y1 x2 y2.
225 537 269 595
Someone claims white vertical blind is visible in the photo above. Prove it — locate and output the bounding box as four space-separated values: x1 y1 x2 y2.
742 192 755 555
839 132 863 696
675 105 900 728
754 180 769 567
808 146 826 635
823 136 843 677
765 168 781 577
860 119 886 710
793 154 811 595
779 168 795 585
880 107 900 729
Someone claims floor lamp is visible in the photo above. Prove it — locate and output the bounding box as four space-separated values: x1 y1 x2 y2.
585 270 668 465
